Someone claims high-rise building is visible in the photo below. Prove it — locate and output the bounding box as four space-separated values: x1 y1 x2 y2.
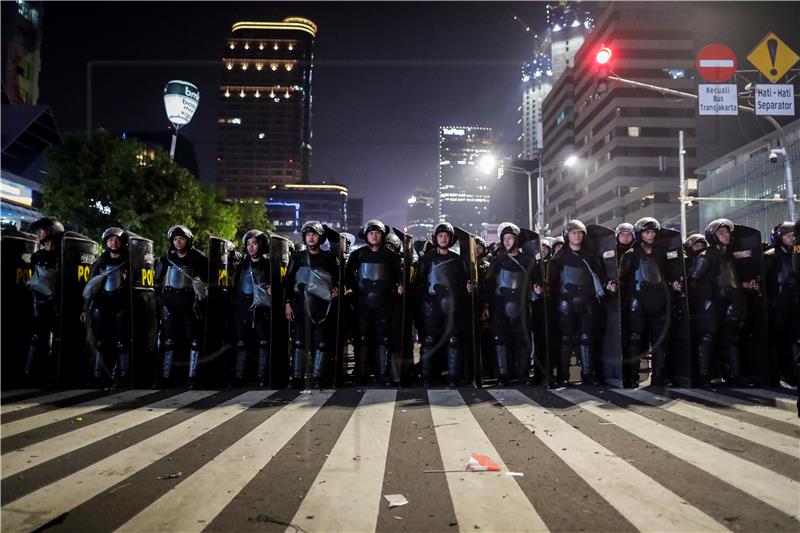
346 197 363 237
547 2 594 81
217 18 317 199
406 188 437 239
519 52 552 159
696 120 800 238
2 0 43 105
438 126 493 235
265 183 349 239
542 1 698 232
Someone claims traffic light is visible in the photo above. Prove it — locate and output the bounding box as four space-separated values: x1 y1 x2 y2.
595 46 613 94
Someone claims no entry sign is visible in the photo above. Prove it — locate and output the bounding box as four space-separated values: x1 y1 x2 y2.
696 43 737 83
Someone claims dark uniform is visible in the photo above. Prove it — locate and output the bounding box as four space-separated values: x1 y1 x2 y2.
230 230 272 387
764 222 800 385
688 219 747 385
415 222 469 387
345 219 402 385
154 225 209 387
25 218 64 382
619 218 675 386
284 221 340 388
84 227 131 387
483 223 541 385
546 220 609 386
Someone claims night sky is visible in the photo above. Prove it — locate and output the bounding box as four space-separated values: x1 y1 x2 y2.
39 1 547 229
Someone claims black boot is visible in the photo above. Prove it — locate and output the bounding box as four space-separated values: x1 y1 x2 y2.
446 343 460 388
579 344 596 386
624 334 642 388
723 342 743 386
188 342 200 389
377 344 392 387
312 349 325 389
697 334 714 386
291 347 304 389
354 343 368 385
516 346 531 386
558 343 572 386
234 349 247 386
115 346 130 388
651 345 668 386
91 348 106 387
495 345 509 386
420 345 433 387
158 346 175 388
257 343 268 388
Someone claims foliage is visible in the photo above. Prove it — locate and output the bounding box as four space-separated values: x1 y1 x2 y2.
42 130 271 255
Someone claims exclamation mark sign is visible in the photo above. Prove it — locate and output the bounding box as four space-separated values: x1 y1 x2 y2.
767 38 778 75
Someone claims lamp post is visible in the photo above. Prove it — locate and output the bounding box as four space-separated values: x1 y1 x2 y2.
163 80 200 160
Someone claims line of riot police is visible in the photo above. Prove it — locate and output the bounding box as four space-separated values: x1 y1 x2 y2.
4 215 798 390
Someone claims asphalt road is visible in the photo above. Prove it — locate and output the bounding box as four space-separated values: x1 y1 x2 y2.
1 385 798 533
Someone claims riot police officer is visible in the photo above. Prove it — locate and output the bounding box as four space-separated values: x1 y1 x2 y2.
25 217 64 383
230 230 272 387
154 225 209 388
415 222 473 387
481 223 542 386
540 237 555 264
385 232 403 255
683 233 709 261
764 222 799 385
546 220 617 386
615 223 635 262
619 218 682 387
284 221 340 389
345 219 403 386
81 227 131 387
689 219 759 386
552 236 565 256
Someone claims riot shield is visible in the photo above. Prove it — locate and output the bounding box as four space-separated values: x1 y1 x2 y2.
520 228 550 385
1 228 38 387
323 225 346 388
585 225 623 386
392 227 415 386
128 233 157 388
732 225 770 386
268 233 293 388
203 236 231 387
454 226 480 387
58 232 100 387
655 228 692 387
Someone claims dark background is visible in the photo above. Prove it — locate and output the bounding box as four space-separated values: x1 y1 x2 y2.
38 2 800 229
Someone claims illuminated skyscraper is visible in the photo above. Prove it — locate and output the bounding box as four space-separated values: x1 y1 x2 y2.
217 17 317 199
406 188 437 239
438 126 493 235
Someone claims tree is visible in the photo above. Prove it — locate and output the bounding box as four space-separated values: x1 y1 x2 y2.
42 130 268 255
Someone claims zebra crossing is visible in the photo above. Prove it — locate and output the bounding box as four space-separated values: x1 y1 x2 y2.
1 386 798 533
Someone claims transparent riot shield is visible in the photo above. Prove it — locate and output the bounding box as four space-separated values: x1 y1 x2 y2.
585 225 623 386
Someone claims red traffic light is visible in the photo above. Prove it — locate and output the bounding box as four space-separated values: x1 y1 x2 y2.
596 46 612 65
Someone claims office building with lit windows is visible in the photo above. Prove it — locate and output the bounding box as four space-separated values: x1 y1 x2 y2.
2 0 43 105
217 18 316 199
541 1 698 231
406 188 437 239
265 183 354 239
438 126 493 235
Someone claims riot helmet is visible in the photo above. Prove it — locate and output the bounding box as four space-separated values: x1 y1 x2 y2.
433 222 455 248
359 219 387 239
167 225 194 249
704 218 734 246
241 229 268 252
634 217 661 240
29 217 65 244
562 219 587 240
541 236 555 256
615 222 635 244
552 236 565 254
101 226 129 249
770 221 795 247
301 221 326 245
683 233 708 257
385 232 402 253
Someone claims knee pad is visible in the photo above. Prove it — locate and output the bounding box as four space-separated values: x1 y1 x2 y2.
560 334 572 345
190 340 200 351
493 335 506 346
422 335 435 348
292 339 304 349
258 340 269 350
317 340 329 351
164 339 176 351
236 340 246 350
115 341 126 351
448 336 459 348
579 333 593 346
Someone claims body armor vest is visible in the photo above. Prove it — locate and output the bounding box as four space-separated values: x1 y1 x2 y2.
357 262 389 309
777 252 794 289
165 265 193 290
30 264 58 298
634 254 662 290
427 257 459 296
294 265 311 295
495 267 525 294
237 264 255 295
717 256 739 291
102 263 126 293
560 264 593 295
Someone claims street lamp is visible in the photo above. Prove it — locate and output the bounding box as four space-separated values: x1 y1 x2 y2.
503 154 578 233
163 80 200 160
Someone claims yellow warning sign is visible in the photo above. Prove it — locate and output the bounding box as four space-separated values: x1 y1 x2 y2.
747 32 800 83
